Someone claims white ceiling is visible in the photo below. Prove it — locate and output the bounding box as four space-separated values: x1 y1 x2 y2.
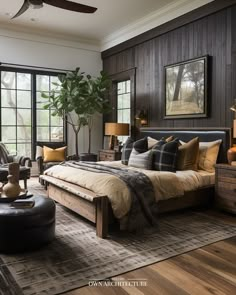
0 0 214 51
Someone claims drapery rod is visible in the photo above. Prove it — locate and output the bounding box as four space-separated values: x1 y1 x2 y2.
0 62 68 73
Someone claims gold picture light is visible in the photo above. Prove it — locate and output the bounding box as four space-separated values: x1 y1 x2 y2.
230 103 236 112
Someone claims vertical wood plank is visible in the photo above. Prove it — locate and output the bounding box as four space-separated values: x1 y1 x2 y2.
103 7 235 132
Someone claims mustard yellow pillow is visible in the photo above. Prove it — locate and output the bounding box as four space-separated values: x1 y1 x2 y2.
148 136 174 149
165 135 174 142
177 137 199 171
43 146 67 162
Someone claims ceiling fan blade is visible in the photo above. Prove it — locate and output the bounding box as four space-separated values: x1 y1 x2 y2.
11 0 30 19
43 0 97 13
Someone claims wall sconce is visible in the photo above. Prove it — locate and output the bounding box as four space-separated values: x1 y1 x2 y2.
135 109 148 126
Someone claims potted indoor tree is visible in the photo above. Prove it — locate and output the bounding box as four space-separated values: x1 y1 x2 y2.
42 67 111 159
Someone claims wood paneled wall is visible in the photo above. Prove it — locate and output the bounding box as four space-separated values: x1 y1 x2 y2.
102 1 236 130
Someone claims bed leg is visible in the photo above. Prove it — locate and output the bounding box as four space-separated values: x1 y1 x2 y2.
96 196 108 238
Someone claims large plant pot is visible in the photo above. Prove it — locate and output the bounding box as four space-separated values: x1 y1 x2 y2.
79 153 97 162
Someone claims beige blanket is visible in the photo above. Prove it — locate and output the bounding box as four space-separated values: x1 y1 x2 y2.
44 161 213 219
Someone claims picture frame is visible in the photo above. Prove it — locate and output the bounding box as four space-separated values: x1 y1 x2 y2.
164 56 208 119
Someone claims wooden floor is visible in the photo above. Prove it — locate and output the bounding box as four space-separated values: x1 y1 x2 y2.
65 210 236 295
27 178 236 295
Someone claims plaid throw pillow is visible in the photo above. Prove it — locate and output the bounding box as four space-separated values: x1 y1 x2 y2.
152 139 179 172
121 137 148 165
121 137 134 165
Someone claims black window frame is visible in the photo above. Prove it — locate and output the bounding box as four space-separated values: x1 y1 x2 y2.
0 66 67 160
109 68 136 138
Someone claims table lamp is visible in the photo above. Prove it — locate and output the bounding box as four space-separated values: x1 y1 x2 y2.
105 123 129 150
228 100 236 164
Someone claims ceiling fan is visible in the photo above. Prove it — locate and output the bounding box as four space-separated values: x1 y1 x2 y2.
12 0 97 19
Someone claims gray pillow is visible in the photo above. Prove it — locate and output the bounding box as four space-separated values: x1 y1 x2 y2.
128 148 152 169
121 137 134 165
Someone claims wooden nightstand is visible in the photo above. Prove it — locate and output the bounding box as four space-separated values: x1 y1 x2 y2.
215 164 236 214
99 149 121 161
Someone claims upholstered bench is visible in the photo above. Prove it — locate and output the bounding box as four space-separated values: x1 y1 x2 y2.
0 195 55 253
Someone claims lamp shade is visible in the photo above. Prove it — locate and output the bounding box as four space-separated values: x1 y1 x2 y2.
105 123 129 136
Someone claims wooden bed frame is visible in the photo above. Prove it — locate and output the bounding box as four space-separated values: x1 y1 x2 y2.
41 128 231 238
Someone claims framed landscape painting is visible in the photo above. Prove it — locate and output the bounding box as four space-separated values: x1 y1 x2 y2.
164 56 208 119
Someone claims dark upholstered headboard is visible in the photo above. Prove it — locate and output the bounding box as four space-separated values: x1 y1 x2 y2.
139 127 232 164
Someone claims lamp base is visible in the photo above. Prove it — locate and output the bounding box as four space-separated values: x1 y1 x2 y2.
108 135 118 150
227 147 236 164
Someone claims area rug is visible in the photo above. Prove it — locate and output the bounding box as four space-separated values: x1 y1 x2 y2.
0 202 236 295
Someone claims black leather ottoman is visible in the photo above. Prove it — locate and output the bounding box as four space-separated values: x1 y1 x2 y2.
0 196 55 253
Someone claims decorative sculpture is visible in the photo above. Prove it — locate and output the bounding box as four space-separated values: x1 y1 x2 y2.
1 163 23 198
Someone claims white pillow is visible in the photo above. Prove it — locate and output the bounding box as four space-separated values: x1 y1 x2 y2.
147 136 159 149
128 148 152 169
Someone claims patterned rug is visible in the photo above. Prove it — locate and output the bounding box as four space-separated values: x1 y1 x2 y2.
0 179 236 295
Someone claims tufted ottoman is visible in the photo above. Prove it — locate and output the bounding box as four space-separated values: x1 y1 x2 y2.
0 196 55 253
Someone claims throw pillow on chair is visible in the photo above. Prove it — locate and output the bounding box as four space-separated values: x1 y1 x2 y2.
43 146 67 162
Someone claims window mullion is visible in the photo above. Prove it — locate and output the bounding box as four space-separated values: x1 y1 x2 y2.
0 71 1 142
49 76 51 142
15 72 17 155
32 74 37 159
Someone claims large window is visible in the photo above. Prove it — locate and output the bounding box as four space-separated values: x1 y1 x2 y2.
117 80 131 143
0 67 65 159
110 69 135 142
36 75 63 142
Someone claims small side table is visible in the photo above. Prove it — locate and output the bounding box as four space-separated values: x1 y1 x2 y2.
215 164 236 214
79 153 97 162
99 149 121 161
